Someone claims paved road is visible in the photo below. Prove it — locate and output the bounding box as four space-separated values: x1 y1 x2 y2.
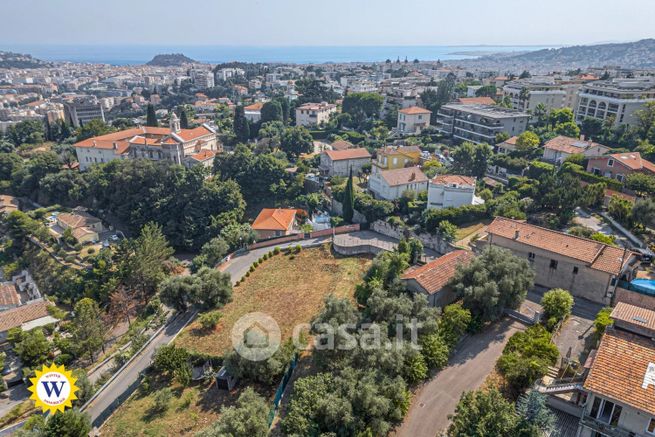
0 384 29 418
396 318 524 437
83 310 195 424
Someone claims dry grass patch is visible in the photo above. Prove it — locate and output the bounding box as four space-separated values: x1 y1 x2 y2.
175 244 371 357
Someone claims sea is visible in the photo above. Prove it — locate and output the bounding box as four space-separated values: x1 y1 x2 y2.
3 44 556 65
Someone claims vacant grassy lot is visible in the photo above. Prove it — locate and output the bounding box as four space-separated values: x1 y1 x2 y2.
176 244 371 356
102 245 370 436
455 219 492 243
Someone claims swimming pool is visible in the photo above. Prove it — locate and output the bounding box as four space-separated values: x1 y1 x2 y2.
629 279 655 296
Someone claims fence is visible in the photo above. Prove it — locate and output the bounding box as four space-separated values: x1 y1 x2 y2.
268 354 299 427
309 223 360 238
246 224 362 250
247 234 304 250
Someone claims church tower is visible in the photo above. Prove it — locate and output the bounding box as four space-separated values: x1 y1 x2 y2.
169 112 181 133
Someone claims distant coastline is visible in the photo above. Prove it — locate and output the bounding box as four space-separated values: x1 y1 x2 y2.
1 44 557 65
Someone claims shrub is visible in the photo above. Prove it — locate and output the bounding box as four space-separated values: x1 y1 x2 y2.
593 307 613 343
273 247 281 254
420 334 449 370
540 289 574 326
253 261 259 267
152 387 173 413
295 244 302 253
198 311 221 331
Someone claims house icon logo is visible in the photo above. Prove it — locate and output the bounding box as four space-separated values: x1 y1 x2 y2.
231 312 281 361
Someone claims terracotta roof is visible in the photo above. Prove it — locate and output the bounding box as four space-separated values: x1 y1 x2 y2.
0 300 51 332
0 283 19 307
611 302 655 334
401 250 473 294
57 212 100 229
244 102 264 111
252 208 297 231
605 152 655 173
503 136 518 145
458 97 496 105
544 135 609 155
74 125 213 151
189 150 216 161
297 102 336 111
379 167 428 187
377 145 422 157
430 175 476 186
487 217 637 275
399 106 432 115
174 125 214 142
324 148 371 161
583 328 655 416
330 140 354 151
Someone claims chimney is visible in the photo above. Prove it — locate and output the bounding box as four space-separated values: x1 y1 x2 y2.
514 230 520 240
580 134 585 141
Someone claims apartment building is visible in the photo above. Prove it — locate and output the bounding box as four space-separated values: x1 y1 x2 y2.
578 302 655 437
74 113 219 170
397 106 432 134
485 217 640 304
575 77 655 127
503 78 568 112
436 103 529 145
63 96 105 128
427 175 478 209
295 102 337 127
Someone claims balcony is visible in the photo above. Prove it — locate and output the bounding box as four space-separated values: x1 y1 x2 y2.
580 415 646 437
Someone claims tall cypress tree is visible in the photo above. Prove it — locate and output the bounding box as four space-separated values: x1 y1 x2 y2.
180 108 189 129
233 106 250 142
343 168 355 223
146 104 158 127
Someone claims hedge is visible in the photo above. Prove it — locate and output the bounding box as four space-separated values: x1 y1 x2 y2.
421 204 489 232
561 162 622 190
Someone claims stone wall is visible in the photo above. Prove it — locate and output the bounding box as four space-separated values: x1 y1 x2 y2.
371 220 457 255
331 199 367 224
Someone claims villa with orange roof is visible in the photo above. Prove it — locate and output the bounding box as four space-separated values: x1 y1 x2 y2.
319 148 371 177
543 135 610 164
251 208 299 240
74 113 219 170
244 102 265 123
485 217 640 303
397 106 431 134
587 152 655 183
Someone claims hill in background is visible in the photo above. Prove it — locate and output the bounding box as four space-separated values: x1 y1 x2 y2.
0 51 50 69
146 53 197 66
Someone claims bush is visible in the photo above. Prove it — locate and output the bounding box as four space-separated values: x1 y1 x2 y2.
593 307 613 343
273 246 281 254
152 387 173 413
198 311 221 331
540 289 574 326
497 325 558 392
422 204 488 232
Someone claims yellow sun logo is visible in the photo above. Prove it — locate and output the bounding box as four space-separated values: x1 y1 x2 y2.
28 363 79 414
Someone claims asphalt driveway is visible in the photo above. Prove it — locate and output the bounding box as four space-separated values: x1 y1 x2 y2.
396 318 524 437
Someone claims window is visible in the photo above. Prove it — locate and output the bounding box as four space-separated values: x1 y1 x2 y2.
616 174 624 182
573 266 579 274
528 252 536 260
607 158 614 167
590 397 622 426
550 259 558 269
648 418 655 435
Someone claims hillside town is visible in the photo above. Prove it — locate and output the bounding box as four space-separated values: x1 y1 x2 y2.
1 11 655 437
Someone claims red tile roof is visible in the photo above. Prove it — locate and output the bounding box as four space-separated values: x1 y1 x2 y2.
606 152 655 173
0 283 19 307
252 208 297 231
430 175 476 186
401 250 473 295
74 125 213 151
379 167 428 187
324 148 371 161
611 302 655 334
544 135 609 155
0 300 52 332
487 217 637 275
583 328 655 415
399 106 432 115
189 150 216 161
244 102 264 111
330 140 354 151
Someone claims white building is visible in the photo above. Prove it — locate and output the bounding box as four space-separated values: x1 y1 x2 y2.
575 77 655 127
503 78 568 112
397 106 432 134
435 103 530 145
295 102 337 127
244 102 264 123
542 135 610 164
368 166 428 200
427 175 480 209
319 148 371 177
74 114 219 170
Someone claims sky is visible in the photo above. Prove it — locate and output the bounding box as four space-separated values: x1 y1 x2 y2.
2 0 654 47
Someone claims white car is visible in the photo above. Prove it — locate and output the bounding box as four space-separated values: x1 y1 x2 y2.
110 234 119 241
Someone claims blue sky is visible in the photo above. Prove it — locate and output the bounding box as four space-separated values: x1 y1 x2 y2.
2 0 654 46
